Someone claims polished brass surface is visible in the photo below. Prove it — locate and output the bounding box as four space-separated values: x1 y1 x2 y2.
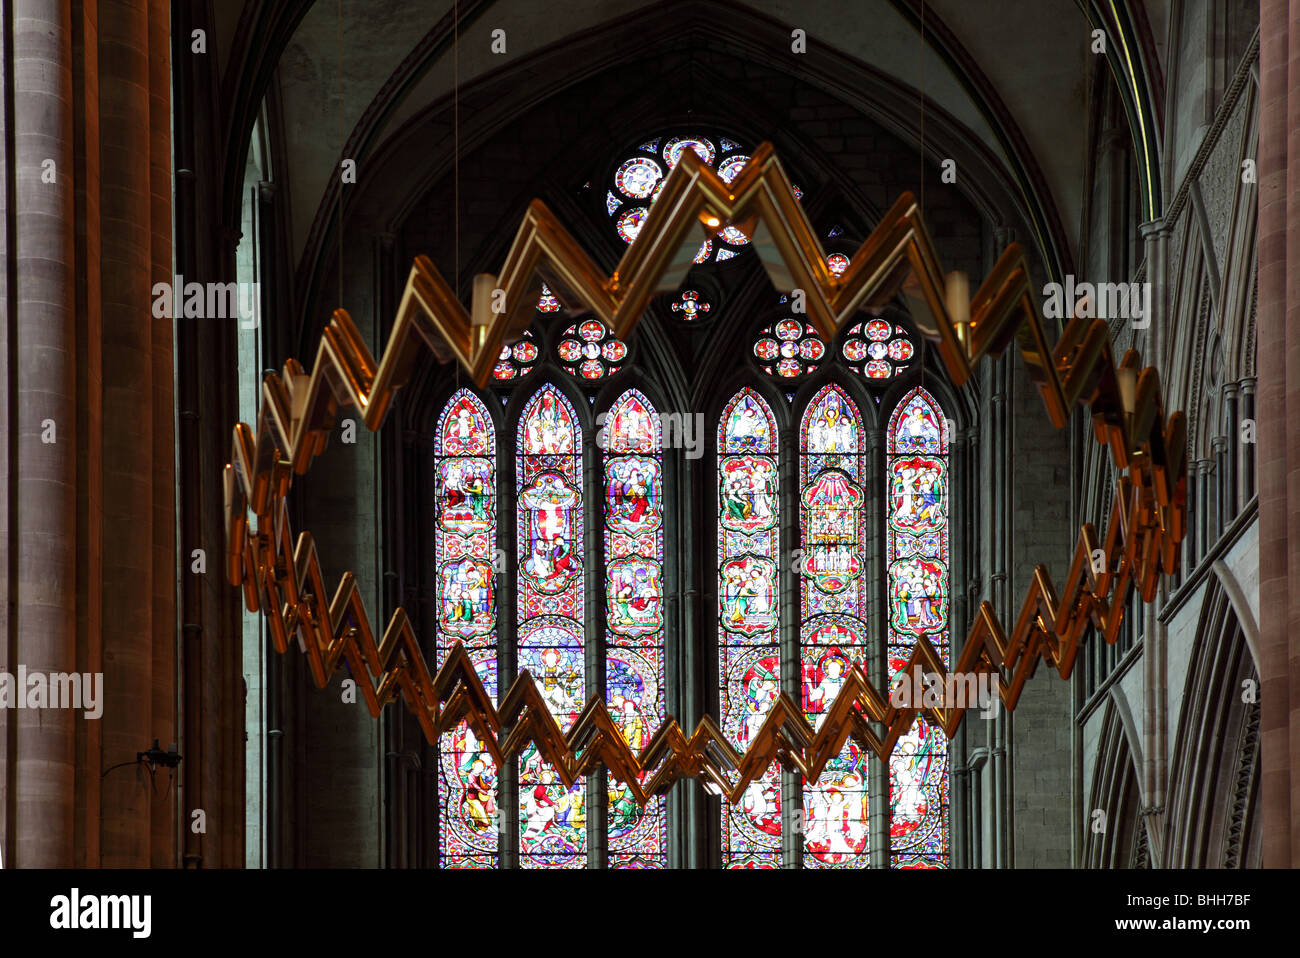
222 143 1186 798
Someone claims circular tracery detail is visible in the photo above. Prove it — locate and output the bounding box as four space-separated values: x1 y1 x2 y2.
493 329 539 381
842 320 915 380
752 319 825 379
607 133 802 265
671 290 712 322
557 318 627 380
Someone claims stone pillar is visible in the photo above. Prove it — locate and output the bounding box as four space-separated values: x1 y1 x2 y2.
1286 0 1300 868
97 0 156 869
949 427 967 870
1141 582 1167 865
1212 437 1229 540
147 0 176 869
1196 459 1214 559
69 0 103 870
1222 384 1240 525
1139 220 1170 370
2 0 174 869
1239 377 1256 505
1257 0 1294 868
6 0 79 868
989 227 1014 868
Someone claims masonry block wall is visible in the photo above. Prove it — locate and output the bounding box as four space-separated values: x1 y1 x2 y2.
1008 360 1073 868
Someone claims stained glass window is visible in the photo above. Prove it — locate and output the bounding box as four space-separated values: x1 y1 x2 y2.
436 381 953 868
886 387 950 868
752 318 825 379
492 284 556 382
799 384 872 868
670 290 711 321
434 389 499 868
602 390 667 868
606 134 803 266
493 329 539 381
517 384 586 868
664 135 717 169
717 388 782 868
556 319 627 381
538 283 561 312
433 132 960 872
843 320 915 380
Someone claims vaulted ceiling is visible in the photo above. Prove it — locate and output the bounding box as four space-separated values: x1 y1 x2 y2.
205 0 1170 311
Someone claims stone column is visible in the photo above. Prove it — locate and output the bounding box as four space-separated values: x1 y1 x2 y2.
1257 0 1293 868
69 0 103 869
147 0 176 869
1212 437 1229 540
1239 377 1256 505
3 0 174 870
1196 459 1214 559
97 0 155 868
7 0 79 868
949 428 967 869
1222 384 1240 525
1286 0 1300 868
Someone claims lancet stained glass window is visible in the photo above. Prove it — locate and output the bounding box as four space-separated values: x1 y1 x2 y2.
717 388 781 868
602 389 667 867
434 389 500 868
517 384 586 868
436 381 953 869
798 384 872 868
886 387 951 867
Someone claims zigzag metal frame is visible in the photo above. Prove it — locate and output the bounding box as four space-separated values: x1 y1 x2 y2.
222 142 1187 804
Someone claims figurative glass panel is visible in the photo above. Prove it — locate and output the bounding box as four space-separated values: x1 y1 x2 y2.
434 390 499 868
799 385 871 868
603 389 667 867
717 388 782 868
886 388 950 868
517 385 587 868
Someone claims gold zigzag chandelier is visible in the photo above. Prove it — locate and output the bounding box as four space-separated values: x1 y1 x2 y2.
223 143 1186 804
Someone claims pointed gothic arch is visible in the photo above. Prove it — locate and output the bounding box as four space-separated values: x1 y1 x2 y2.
1083 701 1145 869
1165 581 1262 868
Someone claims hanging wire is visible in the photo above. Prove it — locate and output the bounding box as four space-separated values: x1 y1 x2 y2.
337 0 344 308
454 0 460 293
918 0 926 217
918 0 927 397
454 0 461 390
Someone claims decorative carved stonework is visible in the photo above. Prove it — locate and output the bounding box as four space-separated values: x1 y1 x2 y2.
1223 698 1260 868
